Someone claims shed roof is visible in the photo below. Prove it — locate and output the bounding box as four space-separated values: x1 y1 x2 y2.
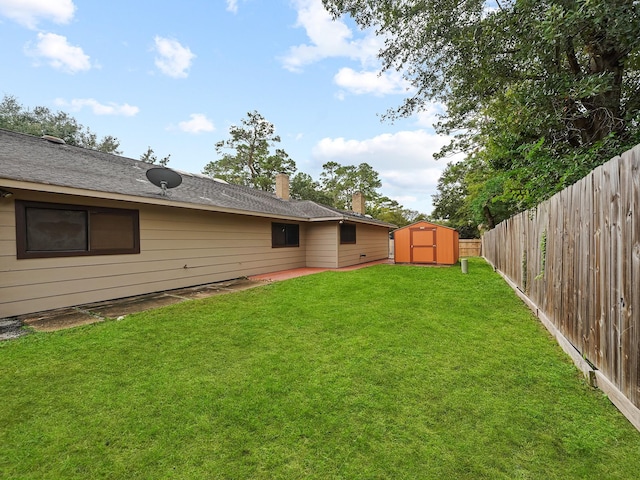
392 220 458 232
0 129 393 227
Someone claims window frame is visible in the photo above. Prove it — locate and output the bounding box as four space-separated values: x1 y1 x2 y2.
15 200 140 259
271 222 300 248
340 222 357 244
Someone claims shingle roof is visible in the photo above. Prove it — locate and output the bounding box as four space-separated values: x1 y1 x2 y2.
0 129 394 227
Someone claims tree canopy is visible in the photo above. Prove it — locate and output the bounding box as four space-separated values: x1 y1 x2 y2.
369 196 427 228
323 0 640 230
202 111 296 192
304 161 423 227
289 172 334 205
319 161 382 210
140 147 171 166
0 95 122 154
202 110 423 226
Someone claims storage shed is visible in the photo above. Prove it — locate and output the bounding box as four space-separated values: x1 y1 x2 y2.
393 221 459 265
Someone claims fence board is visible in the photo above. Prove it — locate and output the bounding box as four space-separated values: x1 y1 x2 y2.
610 157 621 386
593 164 604 367
601 162 613 380
631 147 640 406
552 193 564 334
581 172 594 359
619 147 639 403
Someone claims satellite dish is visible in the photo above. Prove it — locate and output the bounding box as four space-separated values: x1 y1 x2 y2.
146 167 182 196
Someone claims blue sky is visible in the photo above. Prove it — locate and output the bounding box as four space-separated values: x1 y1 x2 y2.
0 0 459 214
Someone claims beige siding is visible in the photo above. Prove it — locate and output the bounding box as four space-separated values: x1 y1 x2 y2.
337 223 390 268
306 223 338 268
0 196 15 296
1 191 307 317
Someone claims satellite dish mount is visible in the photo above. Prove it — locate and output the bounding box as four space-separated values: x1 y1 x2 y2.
146 167 182 196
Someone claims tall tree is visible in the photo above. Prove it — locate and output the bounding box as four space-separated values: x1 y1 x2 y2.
323 1 640 225
202 109 425 224
293 164 428 225
140 146 171 166
319 161 382 209
0 94 122 154
202 111 296 191
431 162 469 225
290 172 334 205
369 196 426 227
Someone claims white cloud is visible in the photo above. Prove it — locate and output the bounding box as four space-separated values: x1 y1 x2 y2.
334 67 412 97
153 36 195 78
281 0 382 72
178 114 215 134
312 129 463 214
27 32 91 73
226 0 238 13
413 102 447 129
381 168 444 190
55 98 139 116
283 1 410 101
0 0 75 29
314 130 450 171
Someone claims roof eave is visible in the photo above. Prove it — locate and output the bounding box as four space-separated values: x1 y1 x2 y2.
307 214 395 228
0 179 307 222
1 178 397 228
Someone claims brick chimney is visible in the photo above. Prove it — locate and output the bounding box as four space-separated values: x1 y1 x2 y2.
352 191 365 214
275 173 290 200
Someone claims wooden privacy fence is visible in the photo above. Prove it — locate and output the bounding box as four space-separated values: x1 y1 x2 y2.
459 239 482 257
482 144 640 426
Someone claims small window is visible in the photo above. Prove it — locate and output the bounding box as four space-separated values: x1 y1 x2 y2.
16 201 140 259
272 222 299 248
340 223 356 244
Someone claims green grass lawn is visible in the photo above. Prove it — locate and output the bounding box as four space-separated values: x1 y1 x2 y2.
1 258 639 479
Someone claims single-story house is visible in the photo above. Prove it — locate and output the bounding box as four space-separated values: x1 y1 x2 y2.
0 129 395 318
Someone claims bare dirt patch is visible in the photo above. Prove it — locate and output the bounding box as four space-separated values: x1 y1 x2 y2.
1 278 268 339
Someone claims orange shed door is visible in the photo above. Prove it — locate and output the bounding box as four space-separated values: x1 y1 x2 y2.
411 227 437 264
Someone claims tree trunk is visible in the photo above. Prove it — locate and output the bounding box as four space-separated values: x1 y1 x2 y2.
483 205 496 229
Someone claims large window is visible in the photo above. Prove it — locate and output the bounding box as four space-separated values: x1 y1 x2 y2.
340 223 356 244
16 201 140 259
272 222 299 248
